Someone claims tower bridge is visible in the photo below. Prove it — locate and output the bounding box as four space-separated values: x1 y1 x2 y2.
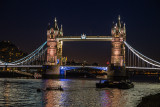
46 16 125 67
0 16 160 79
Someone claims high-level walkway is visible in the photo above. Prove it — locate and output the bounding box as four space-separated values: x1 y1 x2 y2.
57 36 112 41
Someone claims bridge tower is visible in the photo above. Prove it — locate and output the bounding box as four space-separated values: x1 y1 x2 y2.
109 15 126 80
46 18 63 66
45 18 64 78
111 15 126 67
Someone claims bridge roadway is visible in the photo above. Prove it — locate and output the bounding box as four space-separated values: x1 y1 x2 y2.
126 66 160 70
60 66 108 71
0 65 43 68
0 65 107 70
1 65 160 70
56 36 112 41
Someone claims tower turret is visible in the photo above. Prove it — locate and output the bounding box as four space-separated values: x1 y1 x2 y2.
54 17 59 30
54 17 59 35
115 23 117 27
118 15 121 28
47 23 51 37
60 24 63 36
123 23 126 34
46 18 63 65
60 24 63 32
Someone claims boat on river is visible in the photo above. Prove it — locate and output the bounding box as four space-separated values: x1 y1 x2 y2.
96 80 134 89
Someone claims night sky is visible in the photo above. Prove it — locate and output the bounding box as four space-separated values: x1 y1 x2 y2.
0 0 160 65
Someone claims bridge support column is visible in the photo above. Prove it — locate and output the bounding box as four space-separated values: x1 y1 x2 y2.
107 66 128 81
42 65 60 78
43 18 64 78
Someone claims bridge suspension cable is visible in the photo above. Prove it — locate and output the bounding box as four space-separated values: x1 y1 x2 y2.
18 48 47 65
124 41 160 68
11 41 47 64
0 41 47 65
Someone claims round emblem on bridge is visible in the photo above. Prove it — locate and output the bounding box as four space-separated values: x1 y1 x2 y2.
81 34 86 39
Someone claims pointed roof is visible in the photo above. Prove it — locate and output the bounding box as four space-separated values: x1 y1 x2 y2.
60 24 63 32
47 23 50 30
123 23 126 33
112 21 115 28
54 17 59 30
117 15 121 28
115 23 117 27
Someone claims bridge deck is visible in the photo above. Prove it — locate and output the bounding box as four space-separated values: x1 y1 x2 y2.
0 65 43 68
126 66 160 70
1 65 160 71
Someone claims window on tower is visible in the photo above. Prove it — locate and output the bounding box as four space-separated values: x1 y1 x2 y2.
50 34 54 39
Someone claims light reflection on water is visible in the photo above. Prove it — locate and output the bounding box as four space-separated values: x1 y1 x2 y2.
0 78 160 107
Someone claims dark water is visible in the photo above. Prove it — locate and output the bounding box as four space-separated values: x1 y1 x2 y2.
0 78 160 107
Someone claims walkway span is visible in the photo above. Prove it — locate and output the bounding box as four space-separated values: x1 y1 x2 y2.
57 36 112 41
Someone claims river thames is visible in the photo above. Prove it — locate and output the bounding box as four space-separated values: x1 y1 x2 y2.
0 78 160 107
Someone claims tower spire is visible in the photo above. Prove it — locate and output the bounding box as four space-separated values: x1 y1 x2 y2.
118 15 121 28
124 23 126 33
112 21 115 28
60 24 63 32
54 17 58 30
55 17 57 27
115 23 117 27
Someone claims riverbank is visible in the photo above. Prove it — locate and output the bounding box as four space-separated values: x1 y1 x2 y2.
0 71 33 78
137 93 160 107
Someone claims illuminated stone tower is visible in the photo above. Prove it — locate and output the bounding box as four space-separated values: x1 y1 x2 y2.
111 15 126 67
46 18 63 66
